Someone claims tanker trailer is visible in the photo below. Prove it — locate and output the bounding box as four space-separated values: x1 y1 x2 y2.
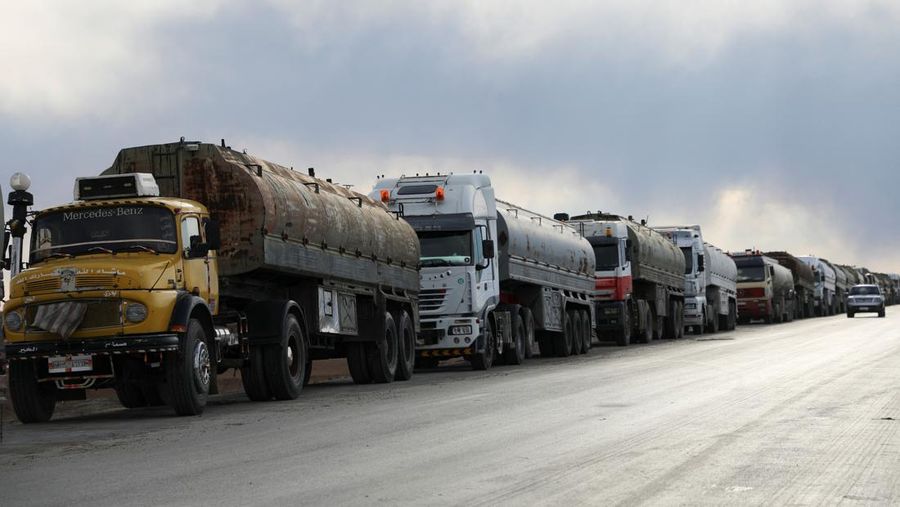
765 251 816 319
798 256 837 316
562 213 685 346
731 251 795 324
371 174 595 370
655 225 738 334
823 259 849 313
3 140 420 423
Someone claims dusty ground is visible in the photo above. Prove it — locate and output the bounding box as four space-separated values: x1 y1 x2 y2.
1 312 899 506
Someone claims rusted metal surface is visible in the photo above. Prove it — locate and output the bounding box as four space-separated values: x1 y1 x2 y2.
104 141 420 292
764 251 815 292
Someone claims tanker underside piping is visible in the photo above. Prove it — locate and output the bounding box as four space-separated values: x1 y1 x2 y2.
260 235 420 293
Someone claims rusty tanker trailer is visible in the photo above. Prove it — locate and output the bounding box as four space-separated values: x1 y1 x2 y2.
4 140 420 422
764 251 816 320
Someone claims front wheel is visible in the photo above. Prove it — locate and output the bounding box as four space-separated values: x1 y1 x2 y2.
263 313 308 400
367 311 398 383
8 359 57 423
394 310 416 381
165 318 210 416
502 311 526 365
471 319 495 370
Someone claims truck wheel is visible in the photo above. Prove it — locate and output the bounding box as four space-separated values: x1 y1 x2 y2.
637 307 653 344
368 311 398 383
347 343 372 384
676 302 685 338
879 307 886 318
264 313 307 400
571 310 584 355
555 311 573 357
8 359 57 423
727 301 737 330
471 319 495 370
165 318 210 416
537 331 554 357
502 312 526 365
616 306 632 346
394 310 416 381
242 346 271 401
115 358 147 409
580 309 592 353
521 308 536 359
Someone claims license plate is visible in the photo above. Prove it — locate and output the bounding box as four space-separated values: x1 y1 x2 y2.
48 354 93 374
858 307 869 311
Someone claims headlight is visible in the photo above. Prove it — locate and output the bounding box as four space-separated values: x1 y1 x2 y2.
448 325 472 336
5 310 23 331
125 303 148 323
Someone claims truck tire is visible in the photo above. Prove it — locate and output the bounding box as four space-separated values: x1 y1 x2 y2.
555 311 574 357
242 346 271 401
8 359 57 423
303 356 313 387
263 313 307 400
676 302 685 338
635 305 652 344
664 301 677 339
537 331 554 357
347 343 372 384
615 304 632 346
394 310 416 381
707 305 719 334
580 309 592 353
165 318 210 416
879 307 886 318
471 318 495 370
367 311 399 383
521 308 536 359
502 312 526 365
571 310 584 355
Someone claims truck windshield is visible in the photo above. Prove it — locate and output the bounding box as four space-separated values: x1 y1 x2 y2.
30 205 178 264
681 247 693 274
737 266 765 282
418 230 472 267
593 244 619 270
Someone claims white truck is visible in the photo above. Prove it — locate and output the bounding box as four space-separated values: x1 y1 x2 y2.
371 174 596 369
656 226 738 333
798 256 838 316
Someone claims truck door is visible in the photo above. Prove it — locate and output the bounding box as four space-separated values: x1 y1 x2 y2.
180 215 212 302
473 225 496 309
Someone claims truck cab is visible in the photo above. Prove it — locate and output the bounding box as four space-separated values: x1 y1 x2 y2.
4 173 220 422
372 175 498 364
732 251 792 324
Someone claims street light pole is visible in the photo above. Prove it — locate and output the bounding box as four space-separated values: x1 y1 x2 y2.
7 172 33 278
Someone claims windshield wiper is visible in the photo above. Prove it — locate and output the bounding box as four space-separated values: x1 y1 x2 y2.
41 252 74 260
86 246 115 254
118 245 159 255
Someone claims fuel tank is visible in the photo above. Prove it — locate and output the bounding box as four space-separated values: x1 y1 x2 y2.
496 200 594 292
765 251 815 292
103 141 420 290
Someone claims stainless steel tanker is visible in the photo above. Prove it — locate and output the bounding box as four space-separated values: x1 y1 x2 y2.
563 213 685 346
765 251 816 319
372 174 596 370
732 251 795 324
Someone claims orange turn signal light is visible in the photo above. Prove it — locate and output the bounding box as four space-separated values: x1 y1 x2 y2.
435 186 445 201
380 189 390 202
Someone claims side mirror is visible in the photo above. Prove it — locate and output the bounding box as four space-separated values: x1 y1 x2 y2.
188 235 210 258
482 239 495 259
698 255 705 272
205 218 221 250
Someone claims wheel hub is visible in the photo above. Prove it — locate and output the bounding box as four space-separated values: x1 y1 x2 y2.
193 341 211 392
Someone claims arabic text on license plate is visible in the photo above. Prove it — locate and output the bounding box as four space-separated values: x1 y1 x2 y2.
48 354 93 374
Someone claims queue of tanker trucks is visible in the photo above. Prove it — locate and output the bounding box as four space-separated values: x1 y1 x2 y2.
1 140 898 422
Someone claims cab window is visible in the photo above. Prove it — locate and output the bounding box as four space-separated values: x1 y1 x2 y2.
181 216 202 257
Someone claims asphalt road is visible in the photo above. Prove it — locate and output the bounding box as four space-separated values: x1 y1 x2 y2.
1 311 899 506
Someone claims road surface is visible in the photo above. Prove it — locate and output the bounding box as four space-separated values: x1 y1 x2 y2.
1 311 899 506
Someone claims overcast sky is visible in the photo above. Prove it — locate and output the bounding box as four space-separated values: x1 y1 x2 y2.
2 1 899 272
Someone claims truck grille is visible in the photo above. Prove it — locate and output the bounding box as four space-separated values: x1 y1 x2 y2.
23 274 119 293
419 288 447 312
26 299 123 333
25 278 60 293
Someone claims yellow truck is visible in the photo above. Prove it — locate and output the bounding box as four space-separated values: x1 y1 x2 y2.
3 140 420 422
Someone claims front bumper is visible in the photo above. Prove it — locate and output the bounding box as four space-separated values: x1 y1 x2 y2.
736 298 772 319
682 297 704 326
847 301 884 313
417 316 479 351
5 333 181 360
